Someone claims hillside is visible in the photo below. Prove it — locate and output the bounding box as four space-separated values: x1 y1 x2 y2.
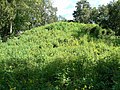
0 22 120 90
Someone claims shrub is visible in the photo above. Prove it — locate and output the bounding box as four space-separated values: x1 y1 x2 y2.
0 22 120 89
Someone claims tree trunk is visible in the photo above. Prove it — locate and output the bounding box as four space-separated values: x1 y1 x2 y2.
10 21 12 34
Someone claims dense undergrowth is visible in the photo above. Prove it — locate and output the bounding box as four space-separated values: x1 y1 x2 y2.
0 22 120 90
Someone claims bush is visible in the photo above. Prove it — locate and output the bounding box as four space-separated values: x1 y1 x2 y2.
0 22 120 89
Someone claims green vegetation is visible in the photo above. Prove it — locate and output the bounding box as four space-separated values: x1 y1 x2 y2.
0 22 120 90
0 0 120 89
0 0 57 40
73 0 120 35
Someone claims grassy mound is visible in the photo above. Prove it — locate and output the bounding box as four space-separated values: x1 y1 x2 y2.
0 22 120 90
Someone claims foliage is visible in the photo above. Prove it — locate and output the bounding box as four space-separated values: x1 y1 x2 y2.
0 0 58 40
107 0 120 35
73 0 120 35
73 0 91 23
0 22 120 89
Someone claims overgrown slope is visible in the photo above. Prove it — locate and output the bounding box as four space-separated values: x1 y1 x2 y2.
0 22 120 90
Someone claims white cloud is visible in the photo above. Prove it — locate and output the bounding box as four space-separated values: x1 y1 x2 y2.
52 0 117 20
52 0 75 20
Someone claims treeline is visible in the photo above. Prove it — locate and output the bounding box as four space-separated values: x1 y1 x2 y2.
73 0 120 35
1 0 120 41
0 0 58 41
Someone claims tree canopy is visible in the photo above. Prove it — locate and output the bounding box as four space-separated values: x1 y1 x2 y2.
73 0 91 23
0 0 58 41
73 0 120 35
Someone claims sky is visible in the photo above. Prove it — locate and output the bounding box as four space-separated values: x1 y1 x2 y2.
52 0 116 20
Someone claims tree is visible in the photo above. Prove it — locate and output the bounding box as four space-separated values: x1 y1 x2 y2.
93 5 109 28
0 0 58 41
58 15 66 21
107 0 120 35
73 0 120 35
73 0 91 23
0 0 15 37
0 0 43 38
94 0 120 35
40 0 58 25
